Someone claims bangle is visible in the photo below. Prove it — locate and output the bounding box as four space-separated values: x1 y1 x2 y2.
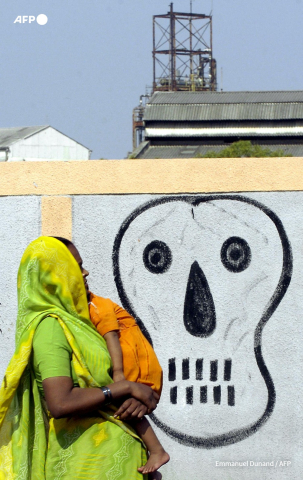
100 386 113 405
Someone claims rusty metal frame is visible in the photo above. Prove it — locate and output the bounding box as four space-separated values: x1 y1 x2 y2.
152 2 217 92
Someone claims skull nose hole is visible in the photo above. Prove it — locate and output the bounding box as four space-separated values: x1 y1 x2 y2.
183 261 216 337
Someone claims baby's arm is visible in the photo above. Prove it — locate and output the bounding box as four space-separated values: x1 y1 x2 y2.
103 331 126 383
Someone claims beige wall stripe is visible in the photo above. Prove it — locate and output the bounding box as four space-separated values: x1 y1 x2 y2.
1 158 303 196
41 196 72 240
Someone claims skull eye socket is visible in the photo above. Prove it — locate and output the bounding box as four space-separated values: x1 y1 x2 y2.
221 236 251 273
143 240 172 274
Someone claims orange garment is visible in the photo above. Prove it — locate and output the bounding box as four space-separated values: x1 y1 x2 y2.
89 292 163 396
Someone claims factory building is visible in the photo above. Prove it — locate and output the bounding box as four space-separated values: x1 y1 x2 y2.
0 125 91 161
131 4 303 159
132 90 303 159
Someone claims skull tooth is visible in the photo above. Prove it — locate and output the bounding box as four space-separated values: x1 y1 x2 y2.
200 386 207 403
210 361 218 382
182 358 190 380
196 358 203 380
224 359 232 381
186 386 193 404
214 386 221 404
228 386 235 406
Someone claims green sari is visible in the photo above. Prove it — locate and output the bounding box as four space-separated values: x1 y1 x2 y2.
0 237 147 479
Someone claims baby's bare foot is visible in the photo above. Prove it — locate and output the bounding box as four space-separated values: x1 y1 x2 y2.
138 449 170 474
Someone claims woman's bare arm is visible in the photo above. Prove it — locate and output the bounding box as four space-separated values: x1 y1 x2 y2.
42 376 159 419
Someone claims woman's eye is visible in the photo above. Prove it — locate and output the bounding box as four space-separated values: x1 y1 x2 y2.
221 236 251 273
143 240 172 274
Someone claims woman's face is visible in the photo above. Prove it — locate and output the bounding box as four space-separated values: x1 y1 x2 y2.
67 244 90 298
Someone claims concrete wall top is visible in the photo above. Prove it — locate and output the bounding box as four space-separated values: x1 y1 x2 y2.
1 157 303 196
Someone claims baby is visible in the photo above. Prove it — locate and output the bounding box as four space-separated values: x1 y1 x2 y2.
89 292 169 478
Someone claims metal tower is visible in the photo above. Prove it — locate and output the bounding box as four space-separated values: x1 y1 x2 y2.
152 3 217 92
132 2 217 151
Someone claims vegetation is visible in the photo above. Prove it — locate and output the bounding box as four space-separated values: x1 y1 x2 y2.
195 140 292 158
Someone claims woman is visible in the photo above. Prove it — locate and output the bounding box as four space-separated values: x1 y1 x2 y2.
0 236 159 479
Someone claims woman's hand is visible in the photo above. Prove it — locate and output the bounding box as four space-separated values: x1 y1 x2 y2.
114 398 148 420
128 382 159 411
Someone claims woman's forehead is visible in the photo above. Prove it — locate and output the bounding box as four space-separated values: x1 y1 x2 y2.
67 244 82 264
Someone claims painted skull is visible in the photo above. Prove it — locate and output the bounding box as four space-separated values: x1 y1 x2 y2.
113 195 292 448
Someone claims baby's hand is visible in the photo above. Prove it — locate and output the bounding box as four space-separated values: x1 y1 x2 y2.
113 371 126 383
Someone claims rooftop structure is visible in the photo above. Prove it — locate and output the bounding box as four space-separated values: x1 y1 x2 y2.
152 3 216 93
132 2 217 150
132 90 303 158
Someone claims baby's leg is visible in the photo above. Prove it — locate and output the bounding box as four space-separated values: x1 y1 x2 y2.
136 417 170 475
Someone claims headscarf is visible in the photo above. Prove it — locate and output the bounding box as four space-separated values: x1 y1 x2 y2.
0 237 143 479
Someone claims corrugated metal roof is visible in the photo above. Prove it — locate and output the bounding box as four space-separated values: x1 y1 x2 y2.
138 146 194 159
144 103 303 121
130 140 149 158
136 143 303 159
149 90 303 105
0 126 48 148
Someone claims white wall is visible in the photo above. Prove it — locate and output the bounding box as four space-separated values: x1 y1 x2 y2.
1 192 302 479
73 192 303 479
9 127 90 161
0 196 40 377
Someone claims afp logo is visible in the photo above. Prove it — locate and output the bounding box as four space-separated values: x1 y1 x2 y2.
14 14 48 25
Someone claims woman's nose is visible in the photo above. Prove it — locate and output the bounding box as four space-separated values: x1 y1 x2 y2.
83 268 89 277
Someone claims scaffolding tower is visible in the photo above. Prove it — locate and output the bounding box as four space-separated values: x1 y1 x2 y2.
132 2 217 150
153 3 217 92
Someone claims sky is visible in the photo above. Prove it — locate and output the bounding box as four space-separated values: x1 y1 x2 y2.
2 0 303 159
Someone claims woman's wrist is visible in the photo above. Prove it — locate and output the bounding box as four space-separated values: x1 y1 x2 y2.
106 380 131 400
99 386 113 405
